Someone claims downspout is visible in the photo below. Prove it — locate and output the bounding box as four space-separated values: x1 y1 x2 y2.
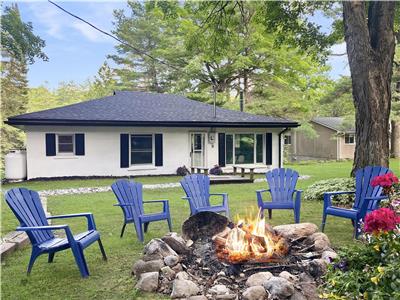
278 127 290 167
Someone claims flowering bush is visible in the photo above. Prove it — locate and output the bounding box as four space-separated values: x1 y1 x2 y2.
364 208 400 234
371 172 399 188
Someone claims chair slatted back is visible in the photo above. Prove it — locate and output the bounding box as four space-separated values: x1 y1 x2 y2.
266 168 299 202
180 174 211 209
354 166 390 211
5 188 54 245
111 179 144 221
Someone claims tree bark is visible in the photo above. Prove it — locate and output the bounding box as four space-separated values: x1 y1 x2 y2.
343 1 396 175
391 119 400 157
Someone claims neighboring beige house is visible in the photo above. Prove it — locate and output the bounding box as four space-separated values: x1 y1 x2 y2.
285 117 355 161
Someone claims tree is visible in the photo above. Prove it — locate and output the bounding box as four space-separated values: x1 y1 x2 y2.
343 2 396 174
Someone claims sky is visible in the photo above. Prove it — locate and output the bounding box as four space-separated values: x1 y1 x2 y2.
7 1 350 89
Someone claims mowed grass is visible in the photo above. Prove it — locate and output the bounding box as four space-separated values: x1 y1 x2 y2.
1 159 399 299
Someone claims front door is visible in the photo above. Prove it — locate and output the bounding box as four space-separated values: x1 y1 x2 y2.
190 133 205 167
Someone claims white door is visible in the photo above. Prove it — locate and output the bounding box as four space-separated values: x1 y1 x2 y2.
190 133 205 167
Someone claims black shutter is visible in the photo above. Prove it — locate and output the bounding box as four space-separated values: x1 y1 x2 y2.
218 133 226 167
45 133 56 156
120 134 129 168
155 134 163 166
75 134 85 156
265 132 273 165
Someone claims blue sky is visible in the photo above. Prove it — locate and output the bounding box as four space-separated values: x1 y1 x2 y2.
9 1 349 89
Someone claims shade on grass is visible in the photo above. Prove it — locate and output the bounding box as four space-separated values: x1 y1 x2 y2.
1 159 399 299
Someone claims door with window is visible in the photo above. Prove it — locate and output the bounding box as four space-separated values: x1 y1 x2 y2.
190 133 205 167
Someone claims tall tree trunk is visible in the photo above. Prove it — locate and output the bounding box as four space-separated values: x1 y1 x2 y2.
391 120 400 157
343 1 396 175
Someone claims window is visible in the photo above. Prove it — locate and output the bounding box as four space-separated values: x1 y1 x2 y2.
225 133 264 165
344 133 355 144
57 134 74 154
284 135 292 145
131 134 153 165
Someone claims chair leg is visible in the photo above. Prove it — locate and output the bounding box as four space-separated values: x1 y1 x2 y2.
134 223 145 243
294 209 300 224
98 239 107 261
353 220 360 239
27 249 40 275
268 209 272 220
225 208 230 219
48 252 55 263
167 218 173 232
321 213 327 232
143 222 149 233
70 244 89 278
120 223 127 238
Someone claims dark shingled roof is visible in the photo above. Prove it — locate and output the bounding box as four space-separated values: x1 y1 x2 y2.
6 91 299 128
312 117 355 133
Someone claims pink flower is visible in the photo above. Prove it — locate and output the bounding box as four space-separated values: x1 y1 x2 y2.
371 173 399 188
364 208 400 234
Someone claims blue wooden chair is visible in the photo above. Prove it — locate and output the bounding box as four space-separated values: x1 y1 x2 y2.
180 174 230 217
256 168 302 223
111 179 172 243
4 188 107 278
321 166 390 238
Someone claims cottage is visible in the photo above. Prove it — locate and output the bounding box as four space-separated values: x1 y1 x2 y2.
286 117 355 161
6 91 299 179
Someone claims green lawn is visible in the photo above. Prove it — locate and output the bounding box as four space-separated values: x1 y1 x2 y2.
1 160 399 299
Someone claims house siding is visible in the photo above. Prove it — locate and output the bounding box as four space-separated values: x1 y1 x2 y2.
338 136 355 159
25 126 283 179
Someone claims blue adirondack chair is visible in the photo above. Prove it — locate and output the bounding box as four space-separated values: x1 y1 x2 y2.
180 174 230 217
111 179 172 243
321 166 390 238
256 168 302 223
4 188 107 278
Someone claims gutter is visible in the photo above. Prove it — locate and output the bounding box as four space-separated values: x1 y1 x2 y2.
278 127 291 167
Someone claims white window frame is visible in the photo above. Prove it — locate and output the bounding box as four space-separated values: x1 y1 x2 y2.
56 134 75 156
344 133 355 145
284 135 292 145
225 133 264 165
130 133 155 166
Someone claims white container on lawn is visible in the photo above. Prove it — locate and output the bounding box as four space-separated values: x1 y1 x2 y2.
5 150 27 181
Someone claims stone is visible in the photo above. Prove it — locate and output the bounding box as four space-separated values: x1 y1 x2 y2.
242 286 267 300
298 282 319 300
162 232 191 255
246 272 273 287
263 276 295 298
160 266 175 280
188 296 208 300
215 295 237 299
132 259 164 276
170 279 200 298
321 250 338 262
290 290 307 300
279 271 297 282
144 238 178 259
273 223 318 239
308 259 328 277
307 232 330 251
135 271 159 292
176 271 189 280
209 284 229 295
0 242 17 260
171 263 183 273
164 255 179 267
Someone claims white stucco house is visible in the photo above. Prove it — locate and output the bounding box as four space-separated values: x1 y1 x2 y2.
6 91 299 179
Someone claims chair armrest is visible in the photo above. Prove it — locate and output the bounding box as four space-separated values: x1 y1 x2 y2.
364 195 388 201
324 191 355 196
294 189 303 193
256 189 269 194
17 225 69 231
210 193 227 196
143 200 170 214
181 196 190 200
47 213 96 231
143 200 169 203
210 193 228 206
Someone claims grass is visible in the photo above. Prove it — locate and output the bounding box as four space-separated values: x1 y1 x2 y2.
1 159 399 299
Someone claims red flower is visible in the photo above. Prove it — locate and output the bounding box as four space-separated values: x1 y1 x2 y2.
364 208 400 234
370 173 399 188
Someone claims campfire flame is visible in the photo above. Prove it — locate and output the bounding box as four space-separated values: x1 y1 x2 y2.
214 212 288 264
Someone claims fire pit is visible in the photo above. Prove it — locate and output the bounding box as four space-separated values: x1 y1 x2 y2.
132 212 337 299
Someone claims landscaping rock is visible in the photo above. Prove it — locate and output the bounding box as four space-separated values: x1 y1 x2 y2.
135 271 159 292
242 286 267 300
144 238 178 259
171 279 200 298
188 296 208 300
273 223 318 239
307 232 330 251
263 276 295 298
321 250 338 262
164 255 179 267
279 271 297 282
160 266 175 280
215 294 237 299
162 232 190 255
171 263 183 273
308 259 328 277
176 271 189 280
246 272 273 287
290 290 307 300
132 259 164 276
209 284 229 295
